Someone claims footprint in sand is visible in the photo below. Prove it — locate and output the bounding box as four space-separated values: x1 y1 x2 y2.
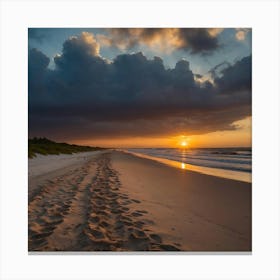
131 211 143 217
149 234 162 243
29 152 181 252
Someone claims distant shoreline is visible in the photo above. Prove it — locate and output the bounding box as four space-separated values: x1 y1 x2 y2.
29 145 252 183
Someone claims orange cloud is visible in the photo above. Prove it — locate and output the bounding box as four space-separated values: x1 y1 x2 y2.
67 32 100 56
235 28 250 41
208 28 224 37
97 28 223 53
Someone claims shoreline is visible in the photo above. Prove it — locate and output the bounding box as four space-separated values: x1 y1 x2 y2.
28 150 251 252
121 149 251 183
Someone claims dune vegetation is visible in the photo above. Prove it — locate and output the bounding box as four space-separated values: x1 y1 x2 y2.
28 137 104 158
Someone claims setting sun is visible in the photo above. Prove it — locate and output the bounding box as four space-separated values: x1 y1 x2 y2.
181 141 188 147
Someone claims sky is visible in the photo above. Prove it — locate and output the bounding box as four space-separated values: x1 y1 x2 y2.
28 28 252 148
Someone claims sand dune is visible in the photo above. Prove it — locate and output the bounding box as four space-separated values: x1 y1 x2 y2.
28 150 251 252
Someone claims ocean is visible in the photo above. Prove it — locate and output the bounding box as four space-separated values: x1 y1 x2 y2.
125 147 252 182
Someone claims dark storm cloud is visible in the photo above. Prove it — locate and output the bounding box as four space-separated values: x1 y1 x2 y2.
28 48 50 98
177 28 220 53
29 48 50 70
28 32 251 141
214 55 252 94
99 28 222 54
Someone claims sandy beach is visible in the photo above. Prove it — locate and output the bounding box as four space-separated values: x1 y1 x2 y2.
28 150 251 252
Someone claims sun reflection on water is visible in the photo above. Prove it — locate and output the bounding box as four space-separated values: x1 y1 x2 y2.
181 163 186 169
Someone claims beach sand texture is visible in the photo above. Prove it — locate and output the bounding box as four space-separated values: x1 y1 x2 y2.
28 150 251 252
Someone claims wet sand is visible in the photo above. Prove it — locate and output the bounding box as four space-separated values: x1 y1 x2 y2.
28 150 251 252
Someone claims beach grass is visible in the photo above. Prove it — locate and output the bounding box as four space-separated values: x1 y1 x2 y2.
28 137 104 158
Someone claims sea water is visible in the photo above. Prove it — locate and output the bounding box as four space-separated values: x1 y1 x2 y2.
125 147 252 182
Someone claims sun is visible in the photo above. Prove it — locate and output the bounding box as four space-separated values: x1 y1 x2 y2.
176 135 191 148
181 141 188 147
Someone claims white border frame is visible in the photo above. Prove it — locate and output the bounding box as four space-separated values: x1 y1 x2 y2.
1 0 279 279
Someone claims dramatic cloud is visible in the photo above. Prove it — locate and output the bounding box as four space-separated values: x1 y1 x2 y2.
97 28 223 54
214 56 251 94
58 32 100 57
28 32 252 142
28 48 50 96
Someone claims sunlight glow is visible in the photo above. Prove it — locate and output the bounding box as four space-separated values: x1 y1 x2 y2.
181 141 188 147
181 163 186 169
